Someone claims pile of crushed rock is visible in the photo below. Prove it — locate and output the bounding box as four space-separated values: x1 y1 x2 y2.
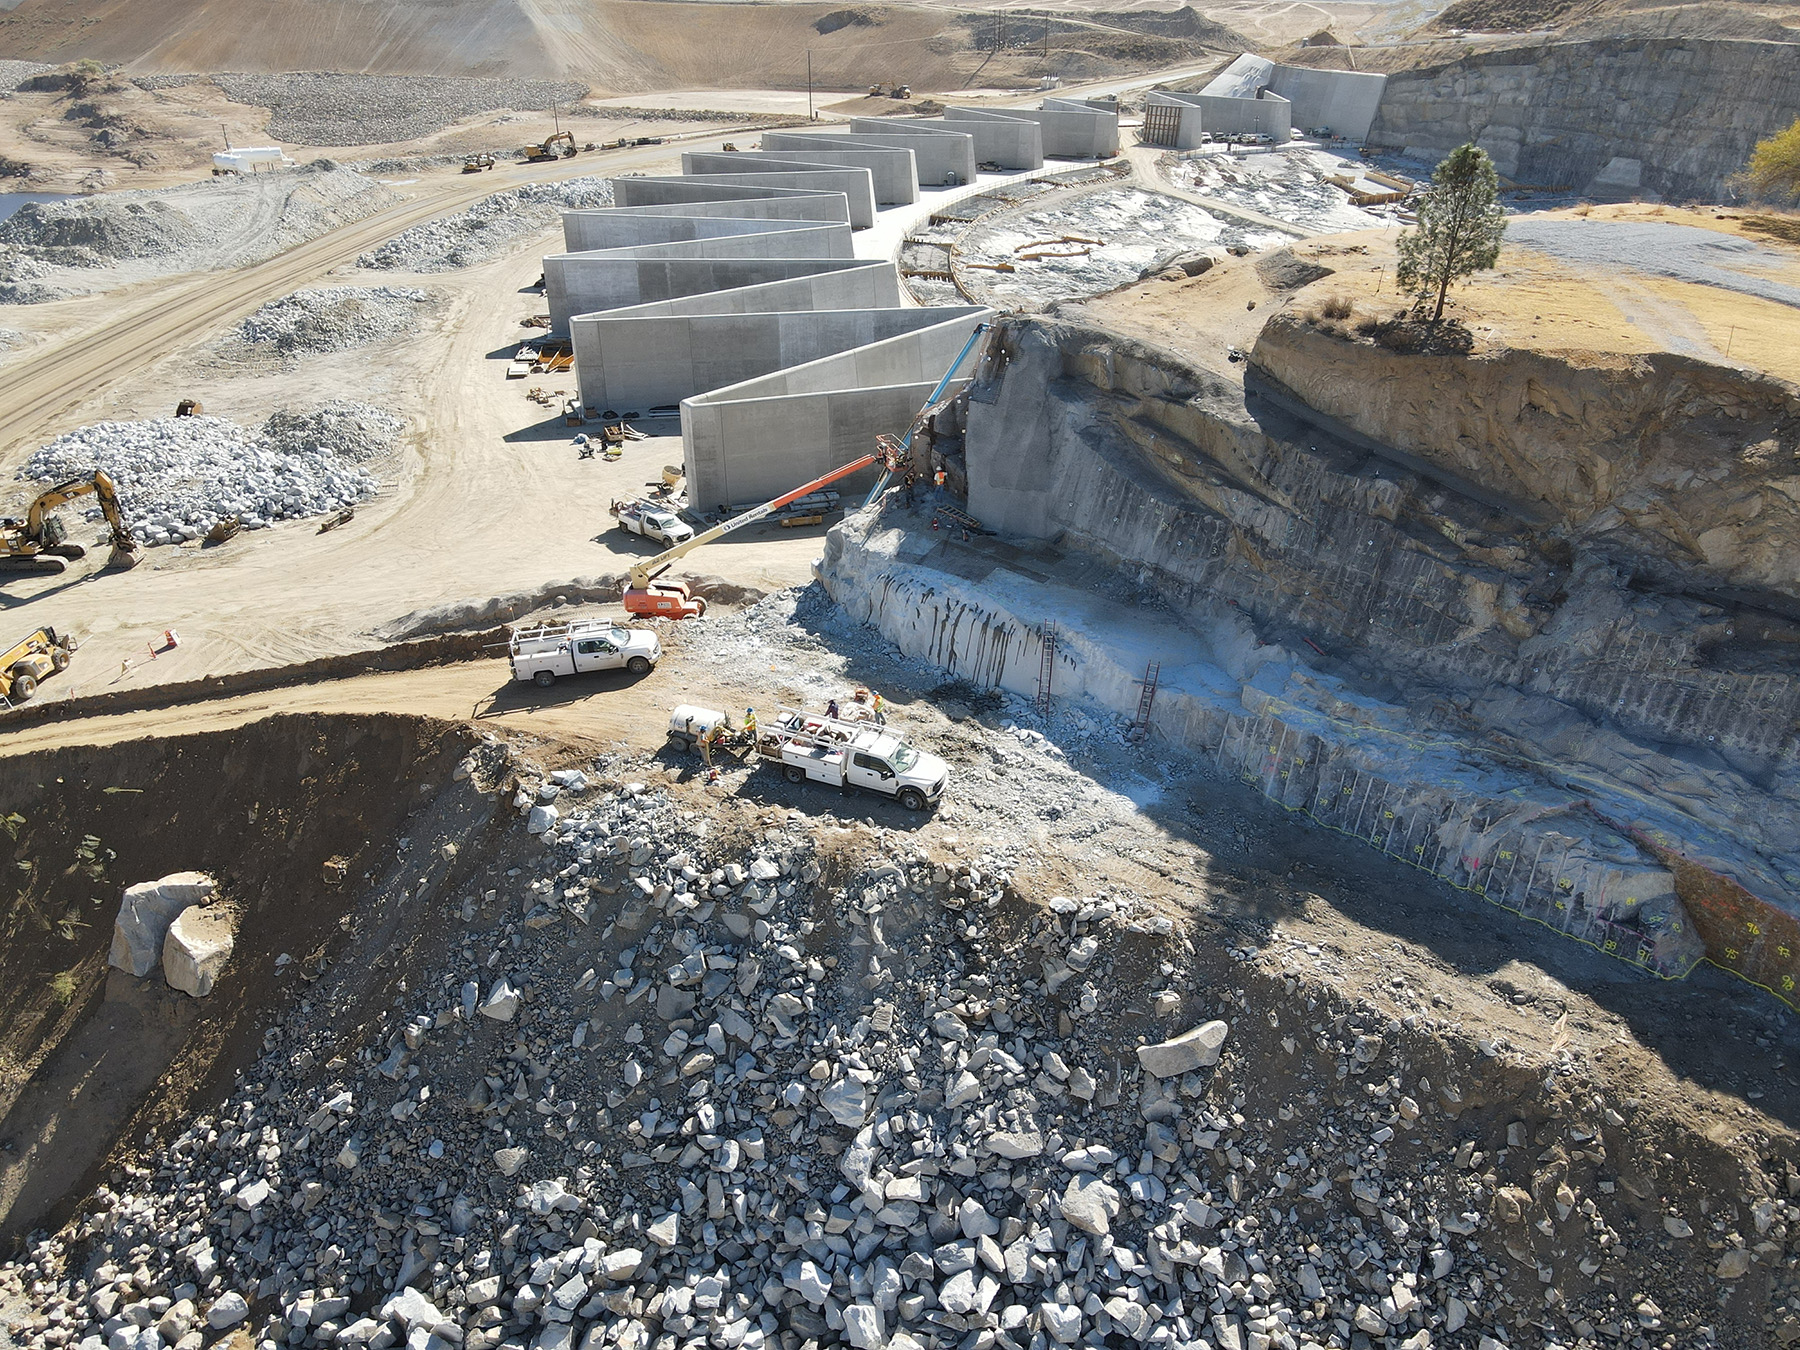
358 179 613 272
19 402 402 546
212 74 590 147
232 286 436 358
0 720 1783 1350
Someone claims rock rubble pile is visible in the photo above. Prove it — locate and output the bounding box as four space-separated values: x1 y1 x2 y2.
20 404 401 545
358 180 613 273
211 75 590 147
0 732 1783 1350
233 287 436 358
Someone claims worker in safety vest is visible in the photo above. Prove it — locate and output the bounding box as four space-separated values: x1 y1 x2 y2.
743 707 758 747
871 691 887 725
700 723 719 767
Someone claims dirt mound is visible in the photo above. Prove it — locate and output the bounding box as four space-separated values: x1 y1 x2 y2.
1254 246 1338 290
0 713 479 1242
0 196 203 266
813 6 888 35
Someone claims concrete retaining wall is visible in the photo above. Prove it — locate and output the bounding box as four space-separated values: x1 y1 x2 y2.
705 141 921 206
951 103 1118 159
839 121 979 187
579 304 988 429
889 114 1042 171
1147 89 1291 144
617 171 876 228
549 256 874 331
566 195 852 248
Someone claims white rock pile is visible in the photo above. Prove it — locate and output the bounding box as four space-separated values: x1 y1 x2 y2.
0 736 1776 1350
357 179 614 272
233 287 435 358
20 404 400 546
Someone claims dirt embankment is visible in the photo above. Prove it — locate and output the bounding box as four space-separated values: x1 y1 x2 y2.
0 713 483 1244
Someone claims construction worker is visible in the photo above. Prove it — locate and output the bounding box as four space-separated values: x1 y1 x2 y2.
934 468 947 497
871 691 887 725
743 707 758 748
825 698 840 721
903 472 917 507
700 722 718 768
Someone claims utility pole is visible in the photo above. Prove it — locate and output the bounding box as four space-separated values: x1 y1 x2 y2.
807 50 814 121
997 9 1004 53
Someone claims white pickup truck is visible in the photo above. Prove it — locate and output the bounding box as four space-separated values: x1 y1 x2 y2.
765 707 949 811
611 500 693 546
510 621 662 687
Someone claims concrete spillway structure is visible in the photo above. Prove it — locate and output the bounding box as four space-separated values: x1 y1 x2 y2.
614 169 878 228
686 147 920 206
553 173 989 509
543 216 858 331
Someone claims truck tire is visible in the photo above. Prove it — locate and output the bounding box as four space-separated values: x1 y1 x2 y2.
627 656 651 676
8 671 36 702
898 787 927 812
533 670 556 688
784 765 806 784
50 649 69 672
693 598 708 617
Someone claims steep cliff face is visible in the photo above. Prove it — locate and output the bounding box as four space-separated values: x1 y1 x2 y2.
1251 314 1800 601
941 314 1800 1002
1367 37 1800 199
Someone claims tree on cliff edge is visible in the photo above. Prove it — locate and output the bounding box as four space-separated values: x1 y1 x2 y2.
1743 118 1800 204
1395 143 1506 323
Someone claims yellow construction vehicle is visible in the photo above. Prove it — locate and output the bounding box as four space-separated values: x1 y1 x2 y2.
0 626 76 704
523 131 577 163
1 470 143 577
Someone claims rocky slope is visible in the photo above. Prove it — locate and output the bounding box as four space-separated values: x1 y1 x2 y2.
1366 37 1800 200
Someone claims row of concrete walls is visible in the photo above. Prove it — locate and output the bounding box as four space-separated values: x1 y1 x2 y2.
553 170 990 510
844 120 980 186
885 112 1043 171
958 102 1120 158
581 193 853 239
547 254 869 333
702 141 919 206
580 304 986 424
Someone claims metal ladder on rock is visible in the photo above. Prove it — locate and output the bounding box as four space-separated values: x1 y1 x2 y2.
1131 660 1161 738
1036 623 1057 720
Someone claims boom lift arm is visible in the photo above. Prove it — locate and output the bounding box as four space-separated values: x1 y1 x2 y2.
623 450 900 617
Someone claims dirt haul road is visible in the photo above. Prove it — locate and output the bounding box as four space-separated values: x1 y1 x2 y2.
0 139 829 692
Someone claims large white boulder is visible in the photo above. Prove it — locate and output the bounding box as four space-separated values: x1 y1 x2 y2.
162 904 237 997
108 872 216 977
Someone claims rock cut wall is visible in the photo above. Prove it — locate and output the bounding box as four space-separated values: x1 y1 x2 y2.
1367 37 1800 199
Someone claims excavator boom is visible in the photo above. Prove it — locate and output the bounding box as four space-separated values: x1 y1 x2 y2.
3 468 141 577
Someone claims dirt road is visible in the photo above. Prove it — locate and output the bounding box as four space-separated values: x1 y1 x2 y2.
0 139 831 696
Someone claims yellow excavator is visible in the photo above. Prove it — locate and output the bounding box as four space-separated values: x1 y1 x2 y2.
523 131 577 163
1 470 143 577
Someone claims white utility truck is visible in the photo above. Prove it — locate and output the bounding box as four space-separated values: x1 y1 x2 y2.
611 500 693 546
510 621 661 687
766 706 948 810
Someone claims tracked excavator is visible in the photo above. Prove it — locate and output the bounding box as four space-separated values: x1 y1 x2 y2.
1 470 143 577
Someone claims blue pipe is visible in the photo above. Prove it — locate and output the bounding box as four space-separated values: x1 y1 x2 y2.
862 322 991 509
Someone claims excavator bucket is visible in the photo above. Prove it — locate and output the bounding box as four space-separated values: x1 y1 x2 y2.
104 541 143 571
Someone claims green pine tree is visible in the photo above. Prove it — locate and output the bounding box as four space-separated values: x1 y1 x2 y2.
1395 143 1507 322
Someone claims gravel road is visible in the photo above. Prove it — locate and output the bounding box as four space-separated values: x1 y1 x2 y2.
1508 218 1800 310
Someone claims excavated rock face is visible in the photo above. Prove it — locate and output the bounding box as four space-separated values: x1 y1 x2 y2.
1251 313 1800 602
924 315 1800 992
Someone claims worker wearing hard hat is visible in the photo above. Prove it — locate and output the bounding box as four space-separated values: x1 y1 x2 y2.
743 707 758 746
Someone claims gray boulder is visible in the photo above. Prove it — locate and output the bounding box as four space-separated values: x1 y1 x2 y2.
162 904 237 997
108 872 216 977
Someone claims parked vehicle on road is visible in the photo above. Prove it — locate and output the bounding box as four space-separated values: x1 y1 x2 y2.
510 621 661 687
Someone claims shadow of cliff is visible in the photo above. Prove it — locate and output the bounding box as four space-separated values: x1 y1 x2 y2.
784 583 1800 1134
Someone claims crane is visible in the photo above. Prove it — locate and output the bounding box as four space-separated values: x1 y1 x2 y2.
860 320 992 508
624 447 903 618
1 470 143 576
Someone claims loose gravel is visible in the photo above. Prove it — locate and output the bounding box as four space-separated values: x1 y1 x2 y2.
231 286 436 358
18 403 401 545
214 74 590 147
0 59 53 92
357 178 614 272
1507 218 1800 310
